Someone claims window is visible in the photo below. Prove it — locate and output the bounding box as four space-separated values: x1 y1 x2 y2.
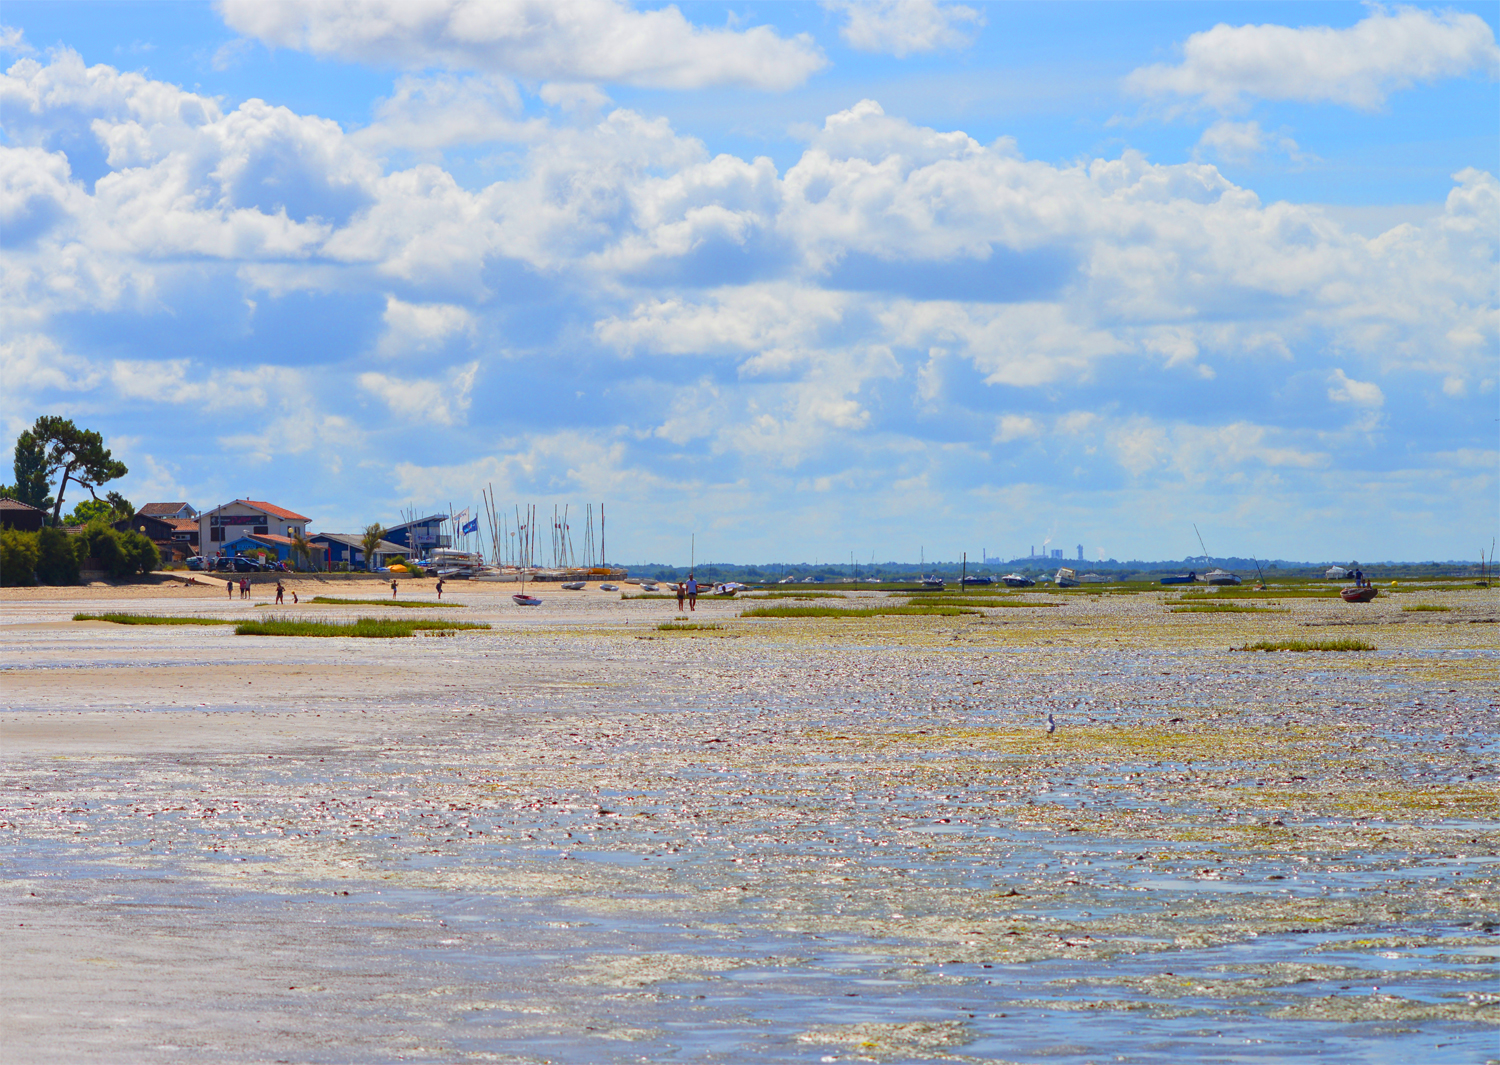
211 527 224 542
253 525 268 535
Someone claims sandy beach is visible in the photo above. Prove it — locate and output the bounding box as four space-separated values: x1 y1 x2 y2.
2 579 1496 1063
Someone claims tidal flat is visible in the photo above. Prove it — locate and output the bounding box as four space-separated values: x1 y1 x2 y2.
1 581 1496 1063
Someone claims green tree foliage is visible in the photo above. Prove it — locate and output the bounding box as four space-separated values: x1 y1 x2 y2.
361 522 386 571
12 429 55 512
35 526 79 585
289 527 312 571
28 416 128 526
0 529 39 586
72 525 158 578
106 491 134 518
66 498 118 525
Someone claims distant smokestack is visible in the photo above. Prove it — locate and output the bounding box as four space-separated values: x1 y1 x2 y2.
1077 544 1083 561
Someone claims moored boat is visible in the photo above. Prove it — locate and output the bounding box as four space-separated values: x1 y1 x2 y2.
1205 568 1242 586
1159 571 1197 585
919 574 945 589
1054 567 1080 588
599 583 619 592
561 581 585 590
1340 585 1377 603
961 575 993 586
1001 573 1035 588
512 594 542 606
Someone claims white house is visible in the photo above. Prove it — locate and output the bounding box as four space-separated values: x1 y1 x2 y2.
201 499 311 558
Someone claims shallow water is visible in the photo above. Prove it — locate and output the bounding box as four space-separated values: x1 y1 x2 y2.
2 588 1496 1062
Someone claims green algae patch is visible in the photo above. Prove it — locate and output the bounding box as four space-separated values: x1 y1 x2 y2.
73 612 235 626
795 1020 971 1057
656 621 723 632
1402 603 1452 612
234 617 491 638
1170 604 1281 614
1240 638 1375 652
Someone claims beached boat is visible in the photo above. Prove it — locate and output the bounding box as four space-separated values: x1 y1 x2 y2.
1054 567 1080 588
600 583 619 592
713 581 747 596
961 575 993 586
919 575 945 589
1340 585 1378 603
1159 572 1197 585
512 593 542 606
1205 569 1242 586
560 581 585 590
1001 573 1035 588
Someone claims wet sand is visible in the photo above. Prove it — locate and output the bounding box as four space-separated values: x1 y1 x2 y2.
2 582 1496 1063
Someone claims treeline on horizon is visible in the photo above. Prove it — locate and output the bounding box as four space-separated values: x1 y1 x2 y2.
625 558 1487 583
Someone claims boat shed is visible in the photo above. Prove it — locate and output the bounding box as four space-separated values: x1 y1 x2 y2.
381 514 450 553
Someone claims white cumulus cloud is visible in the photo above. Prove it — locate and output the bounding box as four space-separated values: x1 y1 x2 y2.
1327 368 1384 407
827 0 983 57
1126 6 1500 110
216 0 826 91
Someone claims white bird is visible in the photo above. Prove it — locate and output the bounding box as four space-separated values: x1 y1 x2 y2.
1046 712 1056 734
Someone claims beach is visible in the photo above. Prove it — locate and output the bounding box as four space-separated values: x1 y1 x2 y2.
2 580 1496 1063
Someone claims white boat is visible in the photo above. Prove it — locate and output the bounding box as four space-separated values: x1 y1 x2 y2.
624 578 644 585
600 583 619 592
561 581 585 590
713 581 747 596
1205 568 1242 586
1001 573 1035 588
512 593 542 606
919 574 945 589
1054 567 1080 588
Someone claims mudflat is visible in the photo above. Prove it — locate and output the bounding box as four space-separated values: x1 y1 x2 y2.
2 582 1496 1063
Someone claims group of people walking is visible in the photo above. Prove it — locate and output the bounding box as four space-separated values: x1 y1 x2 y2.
675 574 698 612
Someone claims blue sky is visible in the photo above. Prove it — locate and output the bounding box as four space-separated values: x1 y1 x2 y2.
2 1 1496 564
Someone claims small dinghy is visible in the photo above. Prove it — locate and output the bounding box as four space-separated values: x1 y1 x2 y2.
512 594 542 606
1001 573 1035 588
1340 585 1377 603
599 583 619 592
561 581 585 590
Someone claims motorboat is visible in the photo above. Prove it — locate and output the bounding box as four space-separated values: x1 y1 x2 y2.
1205 569 1242 586
561 581 585 590
1159 571 1197 585
778 576 800 584
1001 573 1035 588
1341 585 1378 603
960 575 993 586
1054 567 1081 588
713 581 747 596
919 575 945 590
512 593 542 606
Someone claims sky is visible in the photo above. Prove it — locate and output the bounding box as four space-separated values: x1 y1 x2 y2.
1 0 1496 566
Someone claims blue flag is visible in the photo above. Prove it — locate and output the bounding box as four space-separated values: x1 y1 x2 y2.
461 517 479 535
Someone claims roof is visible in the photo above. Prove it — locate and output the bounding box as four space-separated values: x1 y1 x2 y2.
248 533 294 546
310 532 406 552
208 499 312 522
139 502 192 517
383 513 448 531
0 498 44 512
165 518 199 531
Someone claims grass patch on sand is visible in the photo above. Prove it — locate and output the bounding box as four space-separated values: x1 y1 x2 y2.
1401 603 1452 612
1176 586 1339 600
73 612 234 626
1239 638 1375 652
919 597 1060 609
1170 603 1279 614
744 590 849 599
234 616 491 638
307 596 461 608
656 620 723 631
740 603 981 619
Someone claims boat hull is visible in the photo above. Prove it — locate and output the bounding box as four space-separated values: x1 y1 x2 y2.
1340 586 1377 603
1001 575 1034 588
512 594 542 606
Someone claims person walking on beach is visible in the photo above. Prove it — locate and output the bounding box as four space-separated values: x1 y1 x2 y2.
391 578 398 599
240 576 250 600
686 573 697 612
275 580 284 604
436 578 444 600
226 576 233 599
676 581 685 612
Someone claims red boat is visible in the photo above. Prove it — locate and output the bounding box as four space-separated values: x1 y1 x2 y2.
512 594 542 606
1340 586 1377 603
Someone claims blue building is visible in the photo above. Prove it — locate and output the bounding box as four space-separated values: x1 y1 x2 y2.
381 514 450 554
308 532 406 571
221 533 295 562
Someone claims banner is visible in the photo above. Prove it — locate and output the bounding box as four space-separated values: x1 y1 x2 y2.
461 517 479 535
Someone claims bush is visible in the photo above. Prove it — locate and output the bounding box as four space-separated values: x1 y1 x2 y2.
0 528 39 586
35 526 79 585
121 530 160 574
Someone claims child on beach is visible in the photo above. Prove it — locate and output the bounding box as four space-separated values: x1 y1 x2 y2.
436 578 444 600
227 577 233 599
676 582 685 612
391 579 398 598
